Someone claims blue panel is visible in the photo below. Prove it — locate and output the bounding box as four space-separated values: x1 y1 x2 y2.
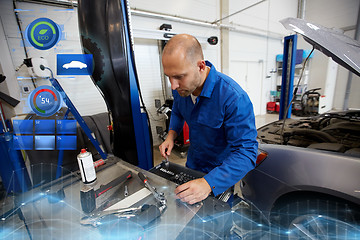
279 35 297 120
13 135 33 150
56 119 77 134
34 119 55 134
57 54 93 75
35 135 55 150
295 49 303 65
56 135 77 150
0 133 30 193
120 0 152 170
141 112 152 169
13 120 33 134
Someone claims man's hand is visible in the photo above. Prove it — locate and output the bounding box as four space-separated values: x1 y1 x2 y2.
174 178 211 204
159 130 177 158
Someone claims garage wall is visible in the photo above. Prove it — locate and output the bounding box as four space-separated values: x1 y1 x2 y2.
130 0 219 23
228 0 297 35
228 34 283 116
227 0 297 116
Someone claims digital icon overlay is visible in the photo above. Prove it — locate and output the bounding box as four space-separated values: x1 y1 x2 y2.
28 85 62 117
25 18 62 50
12 119 77 151
57 54 93 75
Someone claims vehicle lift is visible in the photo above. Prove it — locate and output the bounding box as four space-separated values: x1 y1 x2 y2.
279 34 298 120
0 0 153 194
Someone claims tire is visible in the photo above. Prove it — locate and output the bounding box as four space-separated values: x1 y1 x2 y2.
270 198 360 240
80 36 105 83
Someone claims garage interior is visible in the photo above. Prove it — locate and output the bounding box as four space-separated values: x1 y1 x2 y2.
0 0 359 239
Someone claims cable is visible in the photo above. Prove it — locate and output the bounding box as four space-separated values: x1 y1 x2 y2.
279 47 314 144
40 65 53 78
212 0 267 24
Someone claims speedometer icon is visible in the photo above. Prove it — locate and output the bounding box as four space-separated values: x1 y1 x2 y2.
28 86 62 117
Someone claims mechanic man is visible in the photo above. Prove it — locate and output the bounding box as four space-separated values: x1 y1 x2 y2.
159 34 258 204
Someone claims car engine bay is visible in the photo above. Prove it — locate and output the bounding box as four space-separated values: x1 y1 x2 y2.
257 111 360 157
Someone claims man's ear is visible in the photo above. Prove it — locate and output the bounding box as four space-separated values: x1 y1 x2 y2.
197 60 206 71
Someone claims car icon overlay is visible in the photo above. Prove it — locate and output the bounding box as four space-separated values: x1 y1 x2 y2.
62 61 87 69
57 54 93 75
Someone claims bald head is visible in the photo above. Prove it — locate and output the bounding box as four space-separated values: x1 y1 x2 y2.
162 34 209 97
162 34 204 64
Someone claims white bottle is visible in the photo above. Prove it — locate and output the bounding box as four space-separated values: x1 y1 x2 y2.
77 149 97 184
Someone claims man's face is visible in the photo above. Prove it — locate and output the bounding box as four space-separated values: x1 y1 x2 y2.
162 52 201 97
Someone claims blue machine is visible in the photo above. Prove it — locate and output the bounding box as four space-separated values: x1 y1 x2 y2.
119 0 152 170
78 0 153 170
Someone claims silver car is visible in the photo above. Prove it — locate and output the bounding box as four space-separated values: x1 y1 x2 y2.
240 18 360 239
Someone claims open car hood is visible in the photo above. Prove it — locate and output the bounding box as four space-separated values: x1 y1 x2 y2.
257 110 360 156
280 17 360 77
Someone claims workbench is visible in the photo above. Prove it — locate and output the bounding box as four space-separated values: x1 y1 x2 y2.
0 156 231 239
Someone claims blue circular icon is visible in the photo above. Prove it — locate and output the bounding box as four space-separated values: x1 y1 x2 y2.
28 86 62 117
26 18 61 50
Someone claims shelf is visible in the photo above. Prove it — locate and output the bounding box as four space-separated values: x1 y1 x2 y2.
277 65 303 71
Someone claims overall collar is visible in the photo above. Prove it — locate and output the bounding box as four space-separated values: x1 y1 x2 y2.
199 61 216 98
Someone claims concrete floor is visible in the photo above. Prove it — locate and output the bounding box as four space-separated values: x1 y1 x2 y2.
254 112 279 129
